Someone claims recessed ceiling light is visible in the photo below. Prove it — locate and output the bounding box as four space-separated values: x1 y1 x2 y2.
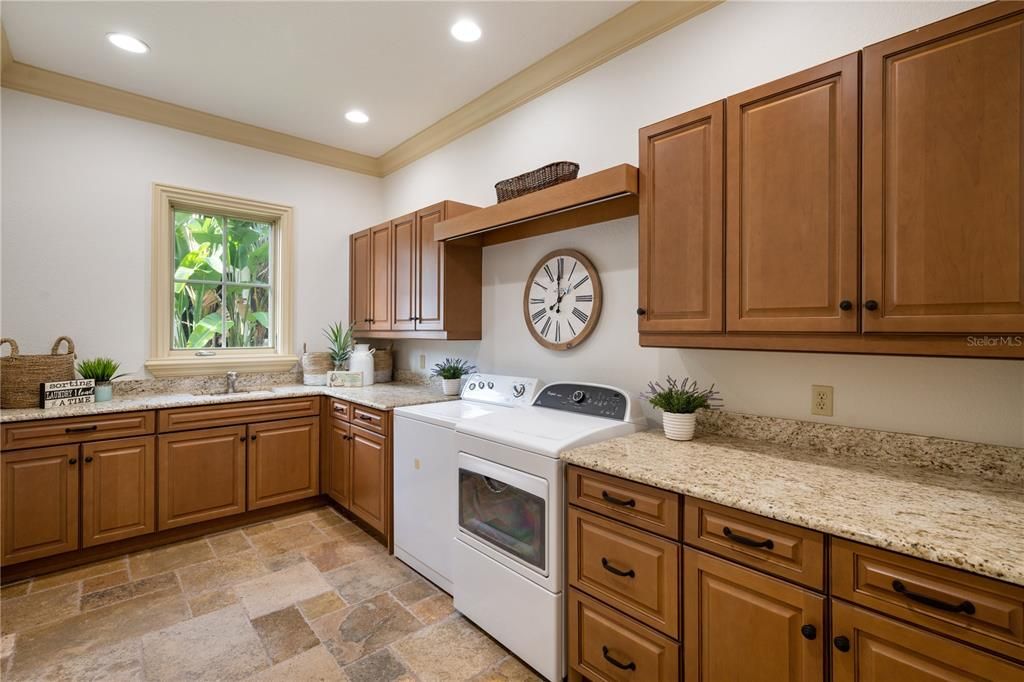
106 33 149 54
450 19 481 43
345 110 370 124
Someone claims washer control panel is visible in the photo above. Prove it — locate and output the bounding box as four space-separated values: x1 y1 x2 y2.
532 382 630 420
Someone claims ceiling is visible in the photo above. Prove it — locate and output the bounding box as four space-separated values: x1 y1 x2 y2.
2 2 629 157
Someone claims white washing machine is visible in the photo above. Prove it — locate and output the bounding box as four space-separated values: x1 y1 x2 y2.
393 374 541 593
453 382 646 681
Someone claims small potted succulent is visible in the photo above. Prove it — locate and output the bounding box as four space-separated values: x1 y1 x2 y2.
431 357 477 396
641 375 721 441
322 321 355 370
76 357 126 402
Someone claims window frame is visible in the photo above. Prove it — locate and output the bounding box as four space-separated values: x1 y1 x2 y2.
147 183 296 377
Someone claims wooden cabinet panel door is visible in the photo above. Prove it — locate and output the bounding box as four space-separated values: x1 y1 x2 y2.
684 548 825 682
639 100 724 332
392 212 417 331
81 436 155 547
369 222 393 331
157 426 246 529
327 420 351 507
415 203 446 331
863 3 1024 333
727 53 860 333
247 417 319 510
831 599 1024 681
350 426 387 534
350 229 371 331
1 445 79 565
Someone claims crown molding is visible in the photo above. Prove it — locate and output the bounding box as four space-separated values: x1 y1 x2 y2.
0 2 719 178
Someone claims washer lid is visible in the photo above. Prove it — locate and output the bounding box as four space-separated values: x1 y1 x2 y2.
456 406 644 457
394 399 505 428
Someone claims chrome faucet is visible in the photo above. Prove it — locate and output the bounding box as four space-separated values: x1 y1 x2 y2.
226 371 238 394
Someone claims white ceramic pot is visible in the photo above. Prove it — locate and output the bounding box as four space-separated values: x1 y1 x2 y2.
662 412 697 441
349 344 376 387
441 378 462 396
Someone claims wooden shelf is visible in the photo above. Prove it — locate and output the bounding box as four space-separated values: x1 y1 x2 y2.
435 164 639 246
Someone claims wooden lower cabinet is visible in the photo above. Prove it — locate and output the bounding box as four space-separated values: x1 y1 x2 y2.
831 599 1024 681
247 417 319 510
1 445 79 565
81 436 155 547
327 419 352 507
158 426 246 529
683 547 825 682
349 426 388 534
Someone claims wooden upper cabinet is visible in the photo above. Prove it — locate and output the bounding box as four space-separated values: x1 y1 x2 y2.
727 53 860 333
639 101 724 333
415 203 447 331
247 417 319 510
350 228 371 331
391 213 417 331
863 3 1024 333
81 436 155 548
1 445 79 565
369 222 393 331
158 426 246 530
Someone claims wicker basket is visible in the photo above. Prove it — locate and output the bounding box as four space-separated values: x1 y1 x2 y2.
495 161 580 202
0 336 77 408
373 345 393 383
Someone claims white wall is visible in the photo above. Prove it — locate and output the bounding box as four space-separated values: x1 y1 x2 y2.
1 90 383 376
383 0 1024 447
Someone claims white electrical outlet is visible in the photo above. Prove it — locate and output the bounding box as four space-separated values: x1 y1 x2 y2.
811 385 834 417
419 354 426 370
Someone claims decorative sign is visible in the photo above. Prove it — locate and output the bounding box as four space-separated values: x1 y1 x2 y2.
40 379 95 408
327 370 363 388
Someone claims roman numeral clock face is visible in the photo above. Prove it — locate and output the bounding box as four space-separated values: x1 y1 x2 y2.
523 249 602 350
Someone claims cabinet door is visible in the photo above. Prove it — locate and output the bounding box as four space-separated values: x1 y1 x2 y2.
327 419 351 507
392 212 417 331
350 426 388 534
726 53 860 333
247 417 319 510
863 4 1024 333
157 426 246 529
639 101 724 332
1 445 79 565
369 222 393 331
81 436 155 547
415 203 446 331
684 548 825 682
831 599 1024 681
350 229 371 331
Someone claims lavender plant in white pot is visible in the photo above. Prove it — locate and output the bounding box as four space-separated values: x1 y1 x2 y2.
642 376 721 441
431 358 476 396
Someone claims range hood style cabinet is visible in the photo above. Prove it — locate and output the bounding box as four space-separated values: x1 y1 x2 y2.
639 2 1024 359
349 200 483 340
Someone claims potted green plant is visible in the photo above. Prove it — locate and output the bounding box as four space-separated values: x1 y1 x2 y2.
76 357 126 402
641 376 721 441
322 321 355 370
431 358 477 396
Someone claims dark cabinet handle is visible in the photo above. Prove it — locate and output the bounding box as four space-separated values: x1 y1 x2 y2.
240 436 246 442
601 557 635 578
250 435 257 441
839 300 853 311
891 580 976 615
68 458 77 465
358 415 374 421
636 307 646 316
864 300 879 311
601 491 636 507
65 424 98 433
800 624 817 640
833 636 850 652
601 646 636 671
723 526 774 550
84 456 93 463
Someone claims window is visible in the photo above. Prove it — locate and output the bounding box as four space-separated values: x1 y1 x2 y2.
147 184 295 376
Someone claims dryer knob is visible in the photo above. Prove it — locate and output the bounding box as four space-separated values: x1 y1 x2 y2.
571 390 586 404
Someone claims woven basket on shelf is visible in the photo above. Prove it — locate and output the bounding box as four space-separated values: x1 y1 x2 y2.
0 336 77 408
495 161 580 202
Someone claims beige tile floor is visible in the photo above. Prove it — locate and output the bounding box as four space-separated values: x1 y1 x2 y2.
0 506 541 681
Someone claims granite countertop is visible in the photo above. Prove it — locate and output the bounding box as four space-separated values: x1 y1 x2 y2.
0 383 456 423
562 430 1024 586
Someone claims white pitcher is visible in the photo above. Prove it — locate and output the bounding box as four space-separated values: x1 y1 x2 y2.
349 344 376 386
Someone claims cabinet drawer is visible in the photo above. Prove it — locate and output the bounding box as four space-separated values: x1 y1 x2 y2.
568 507 680 638
1 411 155 450
157 397 320 432
351 404 388 435
569 588 680 682
328 399 351 422
568 465 680 540
684 497 825 590
832 538 1024 661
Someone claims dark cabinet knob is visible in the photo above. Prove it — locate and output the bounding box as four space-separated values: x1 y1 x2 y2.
800 624 817 640
68 458 77 465
239 436 246 442
833 635 851 652
636 307 646 316
250 435 257 441
864 300 879 311
84 456 93 463
839 300 853 311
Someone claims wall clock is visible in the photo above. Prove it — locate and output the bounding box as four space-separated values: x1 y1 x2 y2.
523 249 602 350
